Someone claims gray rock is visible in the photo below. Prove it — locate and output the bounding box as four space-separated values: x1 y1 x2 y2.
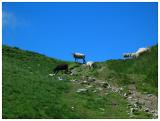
86 85 92 89
88 77 96 82
70 79 77 82
71 106 74 110
130 107 138 113
96 87 103 91
144 108 149 112
76 88 88 93
101 82 109 88
58 77 64 80
128 96 132 99
49 73 54 76
147 94 153 97
104 93 109 95
99 108 105 111
93 90 97 93
81 80 89 85
71 69 78 75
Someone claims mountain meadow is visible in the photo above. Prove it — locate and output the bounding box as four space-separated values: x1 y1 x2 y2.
2 45 158 119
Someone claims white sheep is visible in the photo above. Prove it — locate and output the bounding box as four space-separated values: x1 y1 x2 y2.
123 47 151 59
136 47 150 55
72 52 86 64
86 61 95 69
123 53 132 59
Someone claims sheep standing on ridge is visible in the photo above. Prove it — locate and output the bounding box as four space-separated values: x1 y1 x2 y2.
72 52 86 64
123 47 151 59
123 53 132 59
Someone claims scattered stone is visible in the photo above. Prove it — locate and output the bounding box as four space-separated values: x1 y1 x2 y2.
128 96 132 99
88 77 96 82
104 93 108 95
99 108 105 111
124 93 127 97
70 73 73 76
71 106 74 110
107 84 111 89
76 88 88 93
119 87 123 91
96 87 103 91
144 108 149 112
112 88 119 93
70 79 77 82
86 85 92 89
130 107 138 114
133 103 138 108
49 73 54 76
127 90 132 95
81 80 89 84
70 69 78 75
58 77 63 80
101 82 109 88
147 94 153 97
93 90 97 93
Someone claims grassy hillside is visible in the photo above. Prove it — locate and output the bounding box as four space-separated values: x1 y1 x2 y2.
96 45 158 95
2 45 157 119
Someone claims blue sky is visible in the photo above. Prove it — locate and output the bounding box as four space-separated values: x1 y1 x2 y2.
2 2 158 62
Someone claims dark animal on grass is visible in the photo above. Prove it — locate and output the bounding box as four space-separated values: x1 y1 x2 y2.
72 52 86 64
53 64 68 75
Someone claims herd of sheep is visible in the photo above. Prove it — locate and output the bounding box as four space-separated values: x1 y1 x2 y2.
50 47 151 75
123 47 151 59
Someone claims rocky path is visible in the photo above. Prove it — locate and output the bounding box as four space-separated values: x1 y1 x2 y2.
125 84 158 118
49 70 158 119
69 76 158 118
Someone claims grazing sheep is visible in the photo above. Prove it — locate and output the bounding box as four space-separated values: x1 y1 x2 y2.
131 52 139 58
53 64 68 75
72 52 86 64
136 47 150 55
123 47 150 59
123 53 132 59
86 61 95 69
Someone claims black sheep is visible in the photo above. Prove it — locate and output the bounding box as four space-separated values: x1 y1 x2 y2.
53 64 68 75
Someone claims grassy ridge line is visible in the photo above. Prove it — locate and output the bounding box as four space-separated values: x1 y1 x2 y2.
94 45 158 95
106 45 158 86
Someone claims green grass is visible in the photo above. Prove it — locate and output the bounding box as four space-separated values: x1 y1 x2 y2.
2 45 157 118
94 45 158 95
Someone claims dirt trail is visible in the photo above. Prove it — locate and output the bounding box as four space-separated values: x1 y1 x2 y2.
126 84 158 118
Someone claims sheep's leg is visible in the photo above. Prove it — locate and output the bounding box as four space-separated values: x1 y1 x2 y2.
75 58 78 63
83 58 86 64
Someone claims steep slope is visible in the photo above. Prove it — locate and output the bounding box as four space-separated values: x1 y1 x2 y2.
2 45 157 119
100 45 158 95
2 45 74 118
